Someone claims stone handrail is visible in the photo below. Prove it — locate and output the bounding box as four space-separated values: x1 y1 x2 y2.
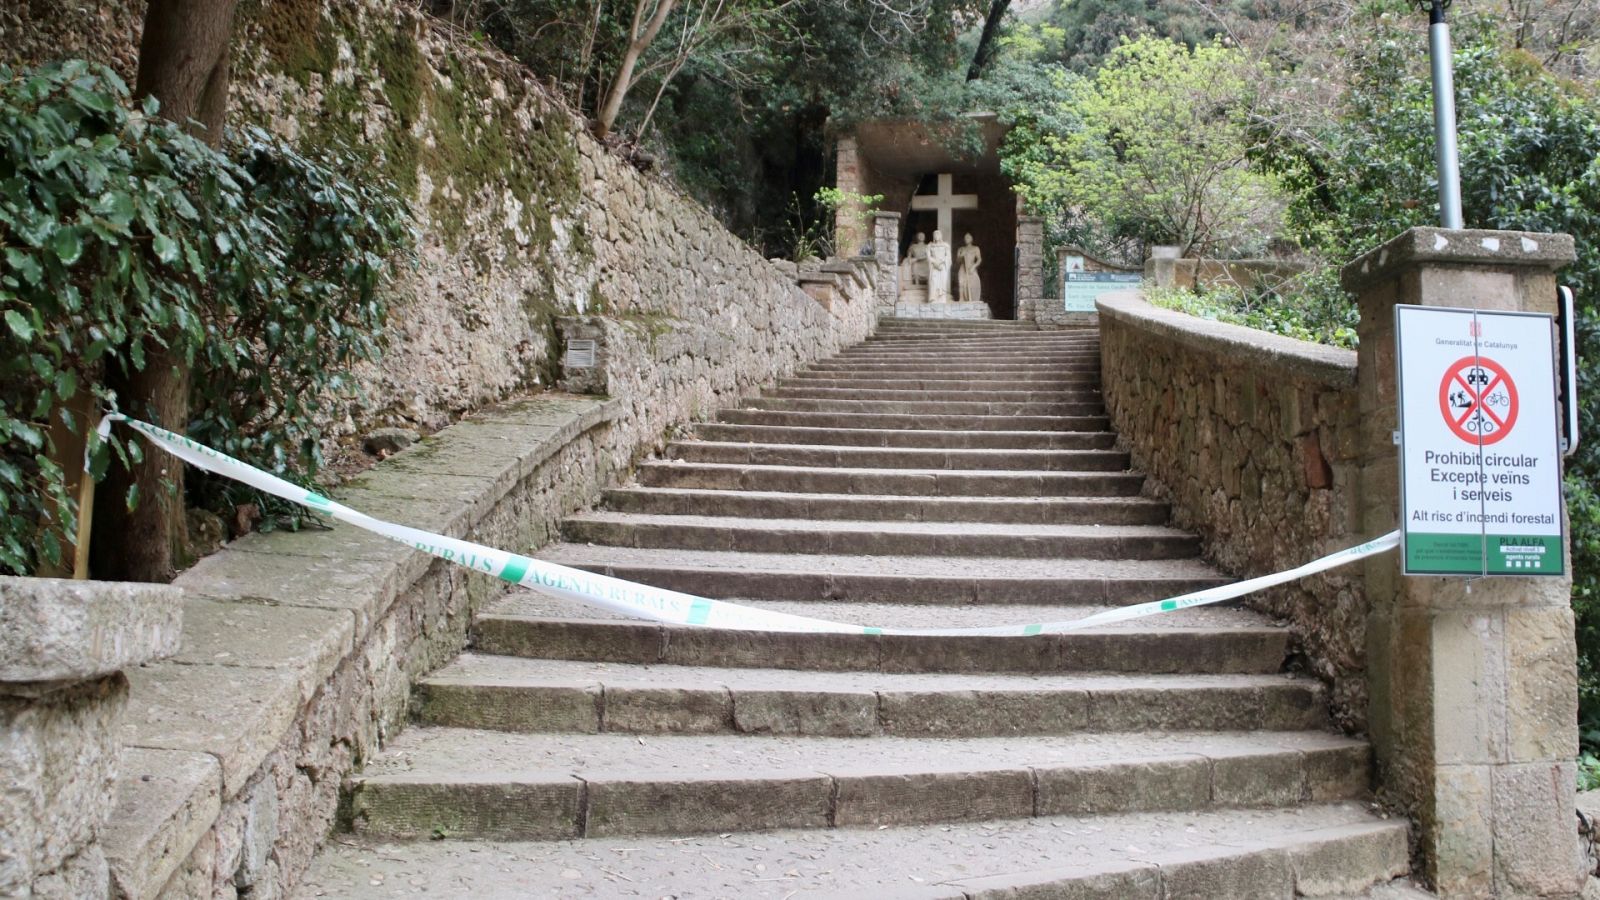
1095 291 1368 728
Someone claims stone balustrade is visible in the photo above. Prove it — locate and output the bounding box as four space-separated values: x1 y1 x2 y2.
0 578 182 898
1096 292 1367 726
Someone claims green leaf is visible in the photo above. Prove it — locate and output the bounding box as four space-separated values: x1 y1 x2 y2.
151 232 179 264
4 249 42 286
4 310 33 342
51 227 83 265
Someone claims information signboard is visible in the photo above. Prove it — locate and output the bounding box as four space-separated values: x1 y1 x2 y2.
1396 305 1565 576
1064 271 1141 312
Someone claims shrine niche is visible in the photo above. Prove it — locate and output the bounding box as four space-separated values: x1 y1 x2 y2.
833 115 1033 320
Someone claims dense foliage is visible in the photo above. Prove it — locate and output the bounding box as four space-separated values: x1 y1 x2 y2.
0 61 411 574
1005 36 1285 259
1268 12 1600 719
431 0 988 252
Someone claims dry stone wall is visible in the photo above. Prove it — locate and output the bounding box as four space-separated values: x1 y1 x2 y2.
1096 294 1369 729
0 0 868 442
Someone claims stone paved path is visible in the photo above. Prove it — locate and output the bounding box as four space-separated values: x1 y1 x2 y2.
298 318 1410 897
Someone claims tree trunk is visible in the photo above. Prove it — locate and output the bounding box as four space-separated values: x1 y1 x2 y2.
93 0 236 582
594 0 677 139
966 0 1011 81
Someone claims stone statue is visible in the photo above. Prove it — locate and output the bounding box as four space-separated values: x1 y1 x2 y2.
898 232 929 287
956 233 982 304
925 230 952 303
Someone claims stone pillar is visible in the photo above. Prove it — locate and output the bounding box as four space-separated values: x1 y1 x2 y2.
834 137 867 257
0 577 182 899
1343 227 1584 898
1016 216 1045 313
1144 245 1184 288
871 211 901 314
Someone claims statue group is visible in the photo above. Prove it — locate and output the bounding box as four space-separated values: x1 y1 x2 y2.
899 231 981 304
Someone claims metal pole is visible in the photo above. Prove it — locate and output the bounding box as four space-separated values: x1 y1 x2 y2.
1428 0 1465 229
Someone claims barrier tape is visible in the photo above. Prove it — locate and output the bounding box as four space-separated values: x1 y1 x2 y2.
94 413 1399 636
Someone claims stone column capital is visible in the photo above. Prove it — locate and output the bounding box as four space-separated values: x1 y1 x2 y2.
1341 227 1574 293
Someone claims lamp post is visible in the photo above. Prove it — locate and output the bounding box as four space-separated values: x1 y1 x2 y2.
1422 0 1464 228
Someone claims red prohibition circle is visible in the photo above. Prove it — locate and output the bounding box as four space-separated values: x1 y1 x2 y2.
1437 356 1519 445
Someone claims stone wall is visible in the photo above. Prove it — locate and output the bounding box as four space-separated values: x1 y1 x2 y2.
0 0 864 442
1096 293 1369 729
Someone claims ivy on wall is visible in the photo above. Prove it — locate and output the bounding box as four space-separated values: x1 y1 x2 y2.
0 60 412 574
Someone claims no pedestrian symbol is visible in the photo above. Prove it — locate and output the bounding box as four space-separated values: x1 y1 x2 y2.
1438 356 1518 445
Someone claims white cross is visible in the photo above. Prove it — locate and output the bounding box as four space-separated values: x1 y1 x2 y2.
910 173 978 240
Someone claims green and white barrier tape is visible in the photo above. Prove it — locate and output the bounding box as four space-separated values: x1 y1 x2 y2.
95 413 1399 636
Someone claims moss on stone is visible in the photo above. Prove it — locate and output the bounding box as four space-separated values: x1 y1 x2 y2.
246 0 337 86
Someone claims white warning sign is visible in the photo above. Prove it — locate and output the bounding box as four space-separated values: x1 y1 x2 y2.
1396 305 1565 576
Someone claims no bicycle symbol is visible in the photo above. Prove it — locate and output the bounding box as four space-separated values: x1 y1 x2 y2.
1438 356 1518 445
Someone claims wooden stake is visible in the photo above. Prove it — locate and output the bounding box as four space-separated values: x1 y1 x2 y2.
72 455 95 580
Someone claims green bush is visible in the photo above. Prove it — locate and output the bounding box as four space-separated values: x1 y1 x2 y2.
0 60 411 574
1268 11 1600 738
1145 275 1358 349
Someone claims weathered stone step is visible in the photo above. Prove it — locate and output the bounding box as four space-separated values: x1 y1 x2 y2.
832 350 1094 365
866 329 1096 339
743 397 1105 417
768 385 1100 403
664 442 1129 472
560 513 1198 560
852 342 1100 354
716 409 1110 432
535 545 1227 605
808 359 1098 371
415 655 1329 736
602 487 1166 525
840 346 1098 358
302 805 1409 899
474 595 1286 673
347 728 1369 840
788 371 1099 387
690 422 1116 449
843 341 1100 353
878 318 1045 329
636 461 1142 496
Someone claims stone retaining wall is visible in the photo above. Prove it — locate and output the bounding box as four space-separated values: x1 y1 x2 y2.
1096 293 1369 729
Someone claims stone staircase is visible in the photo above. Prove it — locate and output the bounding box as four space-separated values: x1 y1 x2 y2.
298 318 1410 898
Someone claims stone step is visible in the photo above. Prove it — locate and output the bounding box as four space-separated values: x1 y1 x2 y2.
852 342 1100 354
865 331 1096 341
601 487 1168 525
800 357 1100 371
840 346 1099 358
414 655 1329 736
636 461 1143 496
767 385 1100 403
302 805 1409 899
689 422 1117 450
663 442 1130 472
473 595 1286 673
347 728 1370 841
535 545 1229 604
878 318 1045 329
832 350 1094 365
559 513 1199 560
715 409 1111 432
787 371 1100 387
843 341 1100 352
743 397 1105 417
